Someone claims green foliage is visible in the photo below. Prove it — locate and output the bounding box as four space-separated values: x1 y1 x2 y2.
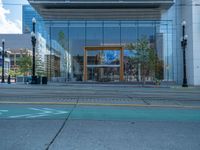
58 31 69 77
58 31 68 49
126 37 163 81
17 54 32 76
1 67 23 77
8 70 21 77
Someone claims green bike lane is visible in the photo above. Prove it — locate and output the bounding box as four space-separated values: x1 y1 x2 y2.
0 104 200 122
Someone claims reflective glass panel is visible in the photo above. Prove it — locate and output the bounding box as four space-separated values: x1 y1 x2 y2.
69 21 85 81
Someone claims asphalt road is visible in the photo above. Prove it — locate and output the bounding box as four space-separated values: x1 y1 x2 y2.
0 104 200 150
0 104 200 121
0 83 200 107
0 84 200 150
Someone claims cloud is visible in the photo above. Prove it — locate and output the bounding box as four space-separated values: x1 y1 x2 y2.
0 0 22 34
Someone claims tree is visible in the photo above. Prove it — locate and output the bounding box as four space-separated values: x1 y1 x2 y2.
17 53 32 76
126 37 163 82
58 31 69 80
8 70 21 77
58 31 67 48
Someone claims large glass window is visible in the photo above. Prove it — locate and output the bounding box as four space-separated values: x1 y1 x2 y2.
86 21 104 72
137 22 157 82
50 23 69 82
69 21 85 81
46 20 174 83
104 21 120 45
86 21 103 46
121 21 137 44
156 21 173 81
121 21 138 81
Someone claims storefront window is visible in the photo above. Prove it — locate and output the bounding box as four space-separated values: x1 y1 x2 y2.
47 20 173 82
69 21 85 81
50 23 69 82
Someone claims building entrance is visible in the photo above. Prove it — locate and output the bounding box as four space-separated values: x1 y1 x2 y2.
87 67 120 82
84 46 124 82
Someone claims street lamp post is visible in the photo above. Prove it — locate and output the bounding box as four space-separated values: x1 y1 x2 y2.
181 20 188 87
1 39 5 83
31 17 37 84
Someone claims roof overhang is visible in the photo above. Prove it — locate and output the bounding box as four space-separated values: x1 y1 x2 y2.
28 0 174 20
29 0 174 9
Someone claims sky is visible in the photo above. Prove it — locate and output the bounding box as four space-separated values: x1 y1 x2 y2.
0 0 29 34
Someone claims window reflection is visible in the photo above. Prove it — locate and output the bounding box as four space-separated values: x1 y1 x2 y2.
87 50 120 65
104 21 120 45
47 20 173 82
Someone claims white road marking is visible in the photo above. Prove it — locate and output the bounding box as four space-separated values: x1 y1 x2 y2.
42 108 56 111
0 110 9 115
53 110 69 115
2 108 69 119
0 110 8 112
26 113 49 118
42 108 69 114
29 108 51 113
9 114 33 118
29 107 69 115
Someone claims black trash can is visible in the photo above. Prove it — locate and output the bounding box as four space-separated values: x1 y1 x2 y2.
31 76 37 84
37 76 41 84
42 77 48 84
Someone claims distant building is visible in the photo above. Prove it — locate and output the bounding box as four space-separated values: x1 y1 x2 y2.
8 49 32 74
0 34 31 50
0 34 32 74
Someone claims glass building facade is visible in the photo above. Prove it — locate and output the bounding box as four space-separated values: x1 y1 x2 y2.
46 21 173 82
23 5 47 36
23 5 50 76
24 2 175 83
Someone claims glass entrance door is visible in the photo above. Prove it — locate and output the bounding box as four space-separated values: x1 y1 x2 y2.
88 67 120 82
84 46 124 82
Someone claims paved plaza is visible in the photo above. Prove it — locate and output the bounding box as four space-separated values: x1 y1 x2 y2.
0 83 200 150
